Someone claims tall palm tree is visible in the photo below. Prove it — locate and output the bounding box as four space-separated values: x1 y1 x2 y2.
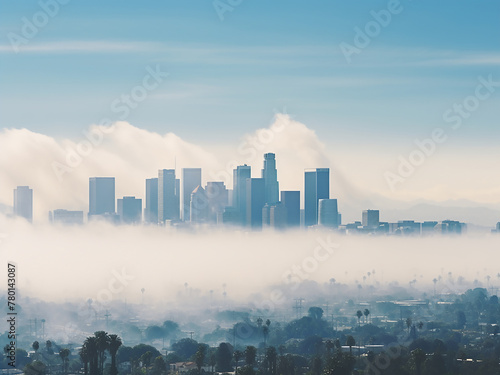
32 341 39 360
59 348 70 375
108 334 122 375
356 310 363 326
79 346 89 375
363 309 370 324
94 331 110 375
84 336 98 375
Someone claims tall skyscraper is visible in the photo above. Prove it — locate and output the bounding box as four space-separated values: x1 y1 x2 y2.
281 191 300 227
13 186 33 222
190 185 209 223
261 153 279 205
246 178 265 228
117 196 142 224
158 169 179 223
205 181 228 222
318 199 339 228
304 168 329 226
182 168 202 221
145 178 158 223
362 210 380 228
233 164 251 225
89 177 115 216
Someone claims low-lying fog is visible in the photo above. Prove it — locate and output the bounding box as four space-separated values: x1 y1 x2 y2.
1 216 499 308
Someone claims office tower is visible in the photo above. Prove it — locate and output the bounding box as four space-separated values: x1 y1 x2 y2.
13 186 33 222
205 181 228 222
145 178 158 223
281 191 300 227
182 168 202 221
233 164 251 225
261 153 279 205
246 178 265 228
117 196 142 224
89 177 115 216
304 168 329 226
318 199 339 228
190 186 209 223
262 204 271 226
269 203 287 229
49 209 84 225
158 169 179 223
362 210 380 228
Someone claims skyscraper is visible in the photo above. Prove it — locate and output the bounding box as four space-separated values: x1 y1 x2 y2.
182 168 202 221
158 169 179 223
362 210 380 228
281 191 300 227
144 178 158 223
190 185 209 223
117 196 142 224
13 186 33 222
89 177 115 216
261 153 279 205
246 178 265 228
304 168 329 226
233 164 251 225
205 181 228 222
318 199 339 228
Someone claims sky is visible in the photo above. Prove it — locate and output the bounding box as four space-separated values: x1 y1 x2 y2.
1 0 500 219
0 0 499 145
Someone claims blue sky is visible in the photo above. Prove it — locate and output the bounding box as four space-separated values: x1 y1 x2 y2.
1 0 499 145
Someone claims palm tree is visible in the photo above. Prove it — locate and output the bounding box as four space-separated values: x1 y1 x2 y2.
262 326 269 347
32 341 39 360
233 350 242 374
325 340 334 359
433 278 438 295
363 309 370 324
84 336 98 375
46 340 53 355
356 310 363 326
108 334 122 375
79 346 89 375
94 331 109 375
59 348 70 375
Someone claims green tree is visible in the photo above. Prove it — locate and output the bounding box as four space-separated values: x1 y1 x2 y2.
244 346 257 367
233 350 243 374
308 307 324 320
345 336 355 355
411 348 426 375
215 343 233 373
150 356 167 375
194 344 206 374
24 360 47 375
264 346 277 375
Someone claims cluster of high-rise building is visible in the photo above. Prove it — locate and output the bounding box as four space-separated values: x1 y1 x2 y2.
9 153 471 234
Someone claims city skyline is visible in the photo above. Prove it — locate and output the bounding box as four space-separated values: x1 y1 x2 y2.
7 152 478 235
